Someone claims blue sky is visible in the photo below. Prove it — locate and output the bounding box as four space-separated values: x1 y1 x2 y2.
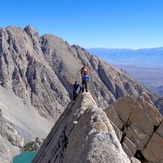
1 0 163 49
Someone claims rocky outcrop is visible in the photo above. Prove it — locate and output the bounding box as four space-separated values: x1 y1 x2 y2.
33 93 131 163
33 92 163 163
0 120 24 148
104 93 163 162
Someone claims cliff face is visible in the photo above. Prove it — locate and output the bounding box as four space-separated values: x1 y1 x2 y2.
0 25 161 162
104 93 163 162
33 93 163 163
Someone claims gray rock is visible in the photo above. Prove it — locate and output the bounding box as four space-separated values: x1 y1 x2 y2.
0 120 24 148
33 93 130 163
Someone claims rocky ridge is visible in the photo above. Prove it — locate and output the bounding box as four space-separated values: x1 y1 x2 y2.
33 92 163 163
33 93 132 163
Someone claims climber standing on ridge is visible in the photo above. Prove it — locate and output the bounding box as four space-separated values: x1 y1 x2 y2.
73 81 82 101
80 63 90 92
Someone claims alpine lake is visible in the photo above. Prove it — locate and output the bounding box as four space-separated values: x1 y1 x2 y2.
12 151 37 163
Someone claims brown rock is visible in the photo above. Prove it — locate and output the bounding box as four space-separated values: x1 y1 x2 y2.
143 133 163 161
111 96 134 124
156 121 163 137
124 136 137 156
104 105 124 129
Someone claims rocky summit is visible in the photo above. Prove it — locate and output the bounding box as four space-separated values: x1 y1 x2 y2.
0 25 162 162
33 92 163 163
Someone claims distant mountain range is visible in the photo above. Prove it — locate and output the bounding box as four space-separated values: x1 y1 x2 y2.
87 48 163 65
87 48 163 97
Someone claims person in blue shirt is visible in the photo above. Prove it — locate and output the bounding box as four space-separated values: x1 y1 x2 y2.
80 63 90 93
82 73 90 92
73 81 82 101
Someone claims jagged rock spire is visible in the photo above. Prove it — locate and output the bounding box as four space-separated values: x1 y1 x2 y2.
24 25 39 37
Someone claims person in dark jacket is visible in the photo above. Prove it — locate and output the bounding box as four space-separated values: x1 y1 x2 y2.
73 81 82 101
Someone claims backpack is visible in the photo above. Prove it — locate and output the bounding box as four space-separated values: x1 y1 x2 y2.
83 74 90 82
76 83 82 94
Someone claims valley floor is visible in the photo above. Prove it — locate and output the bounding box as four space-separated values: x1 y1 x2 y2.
112 63 163 97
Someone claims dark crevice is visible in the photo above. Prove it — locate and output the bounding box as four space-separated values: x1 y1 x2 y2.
120 132 126 144
121 125 125 132
153 125 159 132
134 150 146 162
3 52 9 66
25 60 36 93
115 84 125 98
53 127 69 162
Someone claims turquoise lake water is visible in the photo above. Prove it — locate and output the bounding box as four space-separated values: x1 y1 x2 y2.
13 152 37 163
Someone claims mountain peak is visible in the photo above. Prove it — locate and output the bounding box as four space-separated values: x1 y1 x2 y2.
24 25 37 32
24 25 39 38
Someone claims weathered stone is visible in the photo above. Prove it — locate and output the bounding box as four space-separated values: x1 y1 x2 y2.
33 93 130 163
110 121 123 141
156 120 163 137
129 101 154 136
126 124 150 150
144 133 163 161
137 93 162 126
124 136 137 156
0 121 24 148
111 96 134 124
104 105 124 129
122 142 133 157
130 157 141 163
142 146 158 162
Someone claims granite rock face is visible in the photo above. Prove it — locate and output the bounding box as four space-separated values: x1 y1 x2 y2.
104 93 163 163
33 93 131 163
33 93 163 163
